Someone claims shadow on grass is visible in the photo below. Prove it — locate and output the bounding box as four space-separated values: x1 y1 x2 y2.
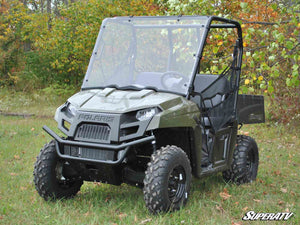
39 174 229 217
191 174 226 192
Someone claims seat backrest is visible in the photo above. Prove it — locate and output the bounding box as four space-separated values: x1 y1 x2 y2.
190 74 229 109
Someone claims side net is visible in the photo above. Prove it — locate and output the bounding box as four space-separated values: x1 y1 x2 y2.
200 59 239 132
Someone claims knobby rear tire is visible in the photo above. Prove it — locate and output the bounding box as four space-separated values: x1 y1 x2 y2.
223 135 259 184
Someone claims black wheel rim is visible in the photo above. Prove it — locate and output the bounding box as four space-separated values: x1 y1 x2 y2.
167 165 186 203
55 161 76 189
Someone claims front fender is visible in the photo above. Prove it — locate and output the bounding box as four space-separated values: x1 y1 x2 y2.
147 97 200 130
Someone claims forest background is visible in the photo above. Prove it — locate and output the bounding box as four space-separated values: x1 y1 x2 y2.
0 0 299 124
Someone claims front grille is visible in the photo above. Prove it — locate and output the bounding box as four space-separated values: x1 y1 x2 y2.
63 145 115 161
75 124 110 143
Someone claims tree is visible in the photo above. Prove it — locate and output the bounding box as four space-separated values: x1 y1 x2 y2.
159 0 299 123
27 0 161 85
0 0 30 86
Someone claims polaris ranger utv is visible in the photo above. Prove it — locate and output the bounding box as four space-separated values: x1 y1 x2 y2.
33 16 265 213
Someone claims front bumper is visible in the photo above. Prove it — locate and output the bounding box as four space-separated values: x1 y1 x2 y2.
43 125 155 165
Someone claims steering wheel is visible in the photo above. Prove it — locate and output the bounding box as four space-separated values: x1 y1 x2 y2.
161 71 188 92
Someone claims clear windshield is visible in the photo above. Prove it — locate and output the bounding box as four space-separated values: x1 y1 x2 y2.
82 16 209 95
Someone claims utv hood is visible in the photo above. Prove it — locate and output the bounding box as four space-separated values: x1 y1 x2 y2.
68 88 188 113
55 88 199 139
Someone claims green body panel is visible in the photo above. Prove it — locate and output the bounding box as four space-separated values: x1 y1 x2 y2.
67 88 200 129
147 97 200 130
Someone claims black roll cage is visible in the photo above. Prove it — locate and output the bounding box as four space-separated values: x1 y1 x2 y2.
187 16 243 99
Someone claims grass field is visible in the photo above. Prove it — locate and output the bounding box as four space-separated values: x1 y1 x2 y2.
0 90 299 224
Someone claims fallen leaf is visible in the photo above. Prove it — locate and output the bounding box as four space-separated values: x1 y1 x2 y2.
83 212 90 216
231 222 242 225
20 186 27 191
278 200 284 205
274 170 281 176
217 40 223 46
219 188 231 200
285 208 290 212
280 188 287 193
134 215 138 222
10 131 17 136
10 173 17 176
263 191 267 195
253 199 261 202
14 155 20 160
290 191 295 196
30 196 35 204
105 196 111 203
31 128 35 131
0 216 3 220
243 206 248 211
258 179 264 183
118 212 127 220
216 204 225 213
244 131 249 135
140 218 152 224
235 201 239 205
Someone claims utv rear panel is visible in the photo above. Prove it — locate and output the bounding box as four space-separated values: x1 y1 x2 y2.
237 94 265 124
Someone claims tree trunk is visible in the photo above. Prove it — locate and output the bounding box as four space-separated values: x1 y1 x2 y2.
53 0 60 17
40 0 44 13
47 0 51 30
22 0 28 7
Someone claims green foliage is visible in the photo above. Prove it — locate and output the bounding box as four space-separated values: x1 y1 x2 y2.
0 0 30 86
0 0 299 123
23 0 161 87
159 0 300 124
0 0 160 89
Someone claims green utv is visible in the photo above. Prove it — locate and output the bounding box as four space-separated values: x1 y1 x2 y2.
34 16 265 213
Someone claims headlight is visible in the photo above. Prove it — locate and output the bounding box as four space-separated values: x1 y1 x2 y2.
66 103 77 117
136 108 157 121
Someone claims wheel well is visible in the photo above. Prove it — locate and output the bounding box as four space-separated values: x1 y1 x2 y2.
122 127 196 184
153 127 194 163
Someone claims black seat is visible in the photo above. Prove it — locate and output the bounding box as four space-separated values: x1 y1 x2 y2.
191 74 228 108
190 74 229 127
